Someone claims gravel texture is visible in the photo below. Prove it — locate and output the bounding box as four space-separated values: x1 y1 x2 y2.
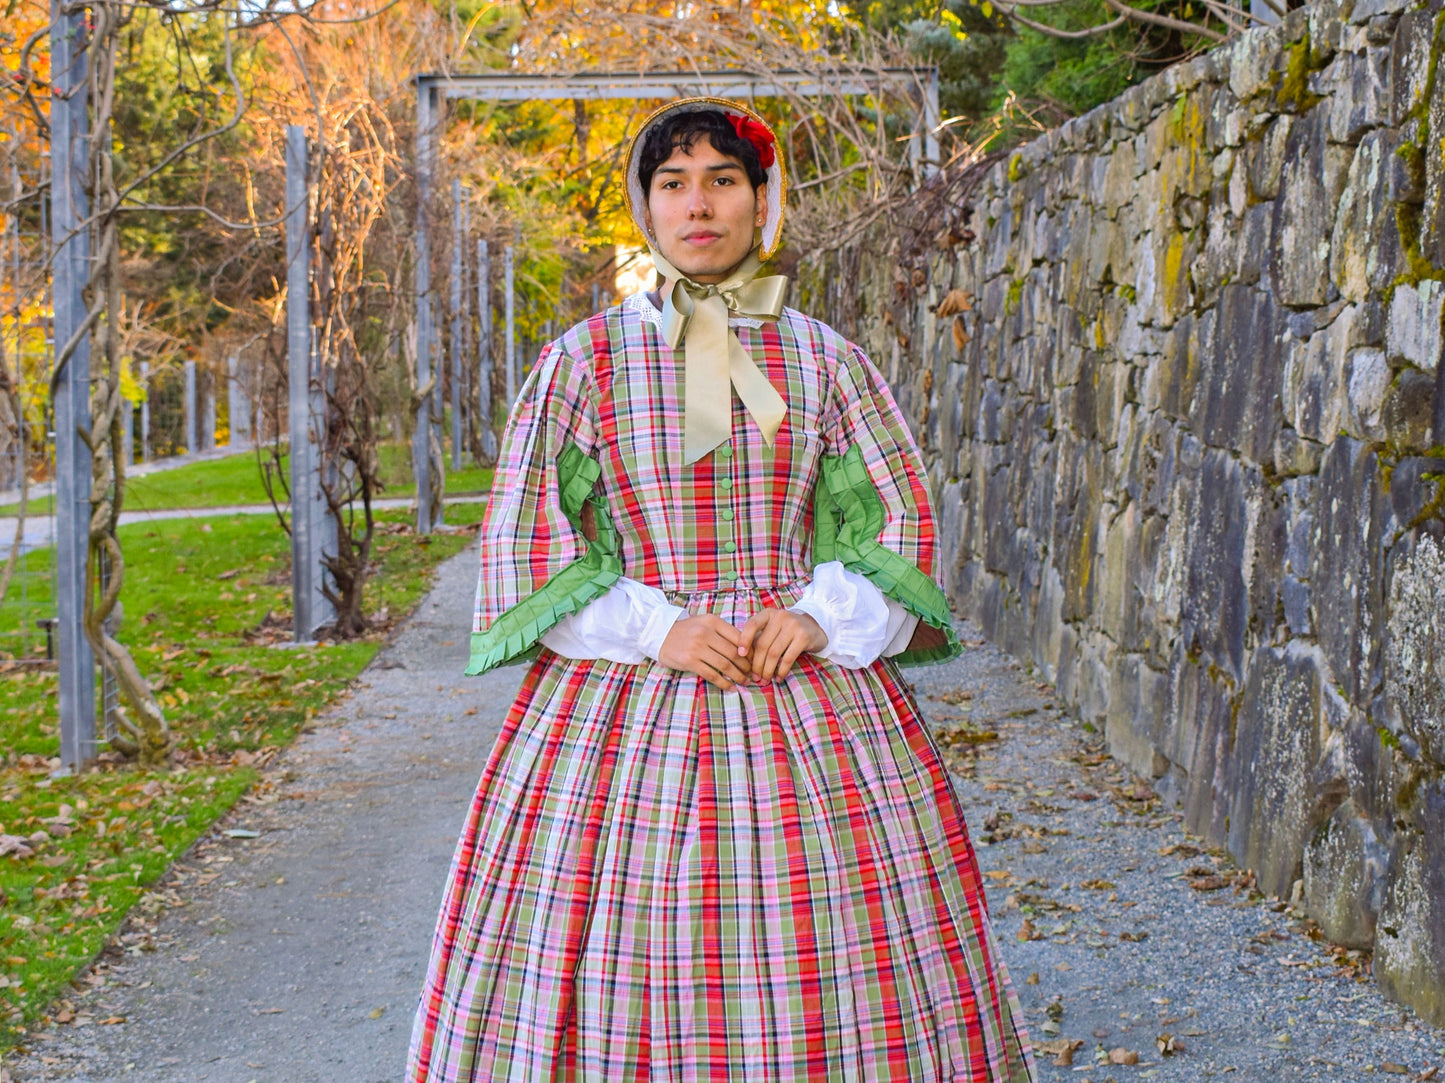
3 548 1442 1081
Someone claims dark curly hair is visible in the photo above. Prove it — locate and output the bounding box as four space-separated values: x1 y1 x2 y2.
637 109 767 195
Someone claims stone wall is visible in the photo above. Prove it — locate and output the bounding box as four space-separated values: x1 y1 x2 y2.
801 0 1445 1024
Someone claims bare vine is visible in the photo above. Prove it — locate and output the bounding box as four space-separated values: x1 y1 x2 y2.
78 0 171 765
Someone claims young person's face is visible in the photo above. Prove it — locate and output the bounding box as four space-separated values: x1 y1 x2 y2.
643 134 767 284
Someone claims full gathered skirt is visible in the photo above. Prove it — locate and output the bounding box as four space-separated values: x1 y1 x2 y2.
409 589 1035 1083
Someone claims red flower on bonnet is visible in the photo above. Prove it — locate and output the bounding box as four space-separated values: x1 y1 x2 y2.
727 113 776 170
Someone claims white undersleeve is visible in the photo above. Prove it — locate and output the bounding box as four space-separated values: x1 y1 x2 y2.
539 561 919 669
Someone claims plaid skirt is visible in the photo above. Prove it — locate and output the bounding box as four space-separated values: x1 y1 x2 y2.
408 588 1036 1083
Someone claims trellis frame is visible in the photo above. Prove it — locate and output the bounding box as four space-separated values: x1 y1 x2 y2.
411 66 941 534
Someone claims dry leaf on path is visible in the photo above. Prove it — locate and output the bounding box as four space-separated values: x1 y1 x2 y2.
1159 843 1202 857
1036 1038 1084 1066
1109 1047 1140 1065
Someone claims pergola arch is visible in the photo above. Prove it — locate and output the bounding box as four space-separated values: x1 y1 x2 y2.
409 67 940 533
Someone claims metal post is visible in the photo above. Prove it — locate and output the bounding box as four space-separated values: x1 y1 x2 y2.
460 197 472 463
592 283 601 314
201 372 215 452
504 244 516 407
923 69 941 179
184 359 197 456
413 85 436 534
313 339 335 626
50 0 95 772
432 289 445 516
450 180 464 472
139 361 150 463
476 238 496 460
122 396 133 466
227 353 249 448
286 124 321 641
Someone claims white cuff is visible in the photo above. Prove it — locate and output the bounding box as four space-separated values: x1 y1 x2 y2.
790 562 918 669
540 577 687 664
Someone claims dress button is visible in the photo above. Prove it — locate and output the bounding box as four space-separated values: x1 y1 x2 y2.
718 478 732 490
724 541 736 553
718 445 733 459
725 570 739 581
721 509 734 521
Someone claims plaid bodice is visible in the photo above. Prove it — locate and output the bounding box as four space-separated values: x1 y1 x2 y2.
470 295 946 667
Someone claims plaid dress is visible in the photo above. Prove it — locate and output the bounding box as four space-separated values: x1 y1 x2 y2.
408 297 1036 1083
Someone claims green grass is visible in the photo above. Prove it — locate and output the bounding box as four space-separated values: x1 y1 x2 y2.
2 444 494 517
0 546 54 662
0 502 486 1046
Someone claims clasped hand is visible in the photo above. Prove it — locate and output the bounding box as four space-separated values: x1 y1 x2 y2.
656 609 827 691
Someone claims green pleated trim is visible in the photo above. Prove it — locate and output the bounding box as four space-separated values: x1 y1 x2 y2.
466 441 623 676
812 445 962 667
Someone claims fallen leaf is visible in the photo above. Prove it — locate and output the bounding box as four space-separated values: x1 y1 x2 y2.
98 1016 126 1025
1381 1065 1410 1076
1109 1047 1140 1065
1024 972 1039 985
935 289 974 318
1159 843 1202 857
1080 879 1116 891
951 315 969 351
1157 1033 1185 1056
1036 1038 1084 1066
1188 874 1230 891
0 835 35 859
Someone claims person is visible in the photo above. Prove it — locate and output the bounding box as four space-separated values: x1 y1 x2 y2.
408 97 1036 1083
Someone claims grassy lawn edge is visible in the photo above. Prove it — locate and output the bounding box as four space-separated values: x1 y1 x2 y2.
0 505 483 1055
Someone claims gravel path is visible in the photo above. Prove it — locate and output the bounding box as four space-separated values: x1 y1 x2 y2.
4 548 1442 1081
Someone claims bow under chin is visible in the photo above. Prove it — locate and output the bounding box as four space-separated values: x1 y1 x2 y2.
647 246 790 465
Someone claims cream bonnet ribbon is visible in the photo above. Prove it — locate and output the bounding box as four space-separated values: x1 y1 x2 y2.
649 246 789 464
